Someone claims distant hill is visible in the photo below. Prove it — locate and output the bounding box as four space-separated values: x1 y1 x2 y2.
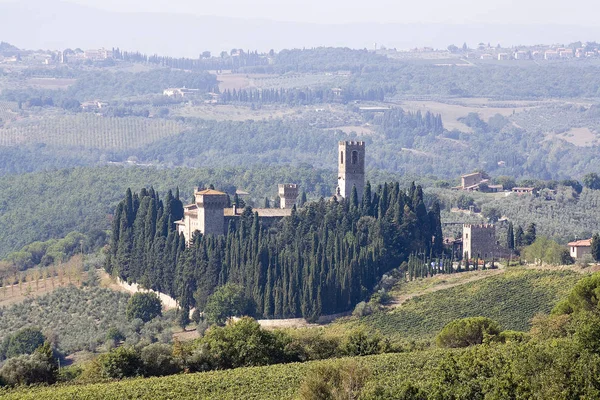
1 0 600 57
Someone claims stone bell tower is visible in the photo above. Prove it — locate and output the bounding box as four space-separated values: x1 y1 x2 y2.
337 141 365 200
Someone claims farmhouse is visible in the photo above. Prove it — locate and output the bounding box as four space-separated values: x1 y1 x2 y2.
454 172 502 192
568 239 592 260
512 187 535 195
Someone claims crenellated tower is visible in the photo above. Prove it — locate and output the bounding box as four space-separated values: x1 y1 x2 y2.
278 184 299 209
337 141 365 200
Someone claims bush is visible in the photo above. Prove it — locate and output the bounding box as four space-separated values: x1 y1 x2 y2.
201 317 285 369
140 343 181 377
204 284 253 326
341 328 384 356
2 327 45 360
436 317 501 348
126 292 162 322
298 360 370 400
353 301 373 317
97 346 143 379
0 352 57 386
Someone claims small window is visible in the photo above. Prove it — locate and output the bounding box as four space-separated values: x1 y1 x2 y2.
351 150 358 164
340 151 344 164
466 233 469 239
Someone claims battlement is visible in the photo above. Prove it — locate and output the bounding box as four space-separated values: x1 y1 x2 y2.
339 141 365 147
463 224 495 230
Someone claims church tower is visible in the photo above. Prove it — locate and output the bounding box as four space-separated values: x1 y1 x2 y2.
337 141 365 200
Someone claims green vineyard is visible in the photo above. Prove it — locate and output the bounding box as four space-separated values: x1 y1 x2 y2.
335 268 581 340
0 351 448 400
0 113 185 149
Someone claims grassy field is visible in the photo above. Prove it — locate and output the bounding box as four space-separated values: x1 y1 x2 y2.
1 351 449 400
0 113 184 149
330 268 581 340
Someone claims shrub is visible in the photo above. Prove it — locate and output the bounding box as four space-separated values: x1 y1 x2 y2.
201 317 285 369
204 284 253 326
353 301 373 317
436 317 501 348
97 346 143 379
140 343 181 377
2 327 45 359
298 360 370 400
0 352 57 386
126 292 162 322
341 328 384 356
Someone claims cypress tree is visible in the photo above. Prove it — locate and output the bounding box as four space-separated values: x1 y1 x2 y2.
507 222 515 250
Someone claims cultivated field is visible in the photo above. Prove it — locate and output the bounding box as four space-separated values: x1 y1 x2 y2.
0 113 185 149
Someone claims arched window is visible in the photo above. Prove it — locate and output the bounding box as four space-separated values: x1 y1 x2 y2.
340 151 344 164
351 150 358 164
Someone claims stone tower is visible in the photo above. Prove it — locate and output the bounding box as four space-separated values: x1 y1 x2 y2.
337 141 365 200
278 184 299 209
195 188 229 236
462 224 508 260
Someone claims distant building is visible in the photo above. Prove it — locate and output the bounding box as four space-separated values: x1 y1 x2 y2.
559 49 574 58
514 51 529 60
545 50 560 60
163 87 202 98
84 48 112 61
81 100 108 110
568 239 592 260
497 53 510 60
480 54 493 60
511 187 535 195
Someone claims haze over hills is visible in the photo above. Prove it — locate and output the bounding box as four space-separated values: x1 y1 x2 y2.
1 0 600 56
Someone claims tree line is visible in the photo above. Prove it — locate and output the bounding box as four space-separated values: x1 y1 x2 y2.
219 86 389 105
105 182 443 321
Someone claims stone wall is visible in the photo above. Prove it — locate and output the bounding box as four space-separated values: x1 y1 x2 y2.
116 277 179 310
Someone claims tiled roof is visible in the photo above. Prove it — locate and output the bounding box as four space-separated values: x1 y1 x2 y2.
195 189 226 195
568 239 592 247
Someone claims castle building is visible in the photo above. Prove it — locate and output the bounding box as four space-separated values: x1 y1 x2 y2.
175 186 297 242
337 141 365 200
462 224 510 260
176 141 366 242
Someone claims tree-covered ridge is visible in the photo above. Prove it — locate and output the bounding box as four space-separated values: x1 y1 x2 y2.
106 182 443 320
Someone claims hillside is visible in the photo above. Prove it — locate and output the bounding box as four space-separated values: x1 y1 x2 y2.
330 268 581 340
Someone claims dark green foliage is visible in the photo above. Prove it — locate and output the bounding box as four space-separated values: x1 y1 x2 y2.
1 327 45 360
204 284 252 326
507 222 514 250
592 233 600 262
583 172 600 190
140 343 181 377
98 346 143 380
125 292 162 322
436 317 501 348
524 223 537 246
341 328 383 356
0 350 58 387
108 182 442 320
200 317 286 370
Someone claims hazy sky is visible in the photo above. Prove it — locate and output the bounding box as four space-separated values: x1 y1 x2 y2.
8 0 599 25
